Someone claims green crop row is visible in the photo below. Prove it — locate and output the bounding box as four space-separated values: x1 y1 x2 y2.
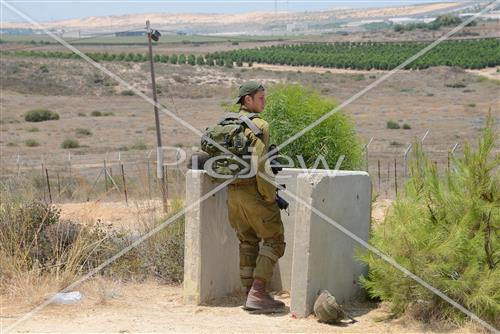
2 38 499 70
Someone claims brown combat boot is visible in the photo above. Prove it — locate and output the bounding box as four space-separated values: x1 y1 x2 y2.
244 278 285 313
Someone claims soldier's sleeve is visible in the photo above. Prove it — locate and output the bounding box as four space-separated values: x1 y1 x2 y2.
247 119 276 204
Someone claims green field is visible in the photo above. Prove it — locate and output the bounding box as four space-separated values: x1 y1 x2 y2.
2 38 499 70
0 33 297 45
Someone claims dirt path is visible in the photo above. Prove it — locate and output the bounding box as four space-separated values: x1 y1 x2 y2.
1 281 481 333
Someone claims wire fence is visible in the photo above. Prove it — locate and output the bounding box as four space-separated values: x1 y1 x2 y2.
1 136 483 205
0 149 190 204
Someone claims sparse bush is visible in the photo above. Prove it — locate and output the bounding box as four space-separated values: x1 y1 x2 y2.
6 142 17 147
467 103 476 108
61 139 80 149
354 74 365 81
0 180 129 288
27 127 39 132
121 90 135 96
140 199 185 282
102 112 115 116
402 123 411 130
24 139 39 147
90 110 102 117
445 82 467 88
263 84 363 170
76 128 92 136
387 120 401 129
130 140 148 150
24 109 59 122
390 141 403 146
77 112 86 117
359 114 499 325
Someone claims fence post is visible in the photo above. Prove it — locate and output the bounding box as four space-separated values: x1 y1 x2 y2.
394 158 398 196
45 168 52 204
41 159 46 202
57 172 61 199
147 159 152 199
403 143 412 179
104 159 108 192
121 163 128 205
16 154 20 178
377 159 381 194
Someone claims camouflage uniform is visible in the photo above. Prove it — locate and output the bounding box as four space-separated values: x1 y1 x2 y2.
227 105 285 289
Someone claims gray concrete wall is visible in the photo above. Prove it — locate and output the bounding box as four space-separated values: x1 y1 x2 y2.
183 170 240 304
290 171 371 318
183 169 371 310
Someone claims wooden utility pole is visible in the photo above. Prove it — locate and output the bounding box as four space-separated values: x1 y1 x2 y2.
146 20 168 213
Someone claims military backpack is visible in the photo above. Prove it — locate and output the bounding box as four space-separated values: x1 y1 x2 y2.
200 113 262 178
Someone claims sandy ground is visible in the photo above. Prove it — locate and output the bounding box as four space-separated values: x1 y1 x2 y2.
1 280 483 333
58 199 164 230
465 67 500 81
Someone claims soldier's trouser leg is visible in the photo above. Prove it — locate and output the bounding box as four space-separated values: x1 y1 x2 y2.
254 234 285 282
227 182 286 285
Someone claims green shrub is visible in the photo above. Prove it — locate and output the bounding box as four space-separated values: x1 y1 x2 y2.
77 112 86 117
121 90 135 96
467 103 476 108
24 139 39 147
402 123 411 130
390 141 402 146
61 139 80 149
27 127 39 132
76 128 92 136
262 84 362 170
359 114 499 325
445 82 467 88
387 120 401 129
102 112 115 116
24 109 59 122
90 110 102 117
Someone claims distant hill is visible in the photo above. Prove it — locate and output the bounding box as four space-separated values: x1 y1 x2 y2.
1 2 484 35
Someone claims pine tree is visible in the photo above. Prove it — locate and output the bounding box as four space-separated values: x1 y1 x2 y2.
359 113 499 326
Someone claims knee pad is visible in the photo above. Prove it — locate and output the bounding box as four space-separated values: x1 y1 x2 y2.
260 235 286 262
240 242 258 267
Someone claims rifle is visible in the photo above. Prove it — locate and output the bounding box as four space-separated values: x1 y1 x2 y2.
268 144 289 215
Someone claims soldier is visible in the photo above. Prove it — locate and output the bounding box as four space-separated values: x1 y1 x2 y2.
226 81 286 313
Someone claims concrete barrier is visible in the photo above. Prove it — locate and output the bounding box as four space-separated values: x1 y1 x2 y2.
183 170 240 304
183 169 371 312
290 171 371 317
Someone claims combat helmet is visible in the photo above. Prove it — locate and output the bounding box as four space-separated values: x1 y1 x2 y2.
313 290 355 324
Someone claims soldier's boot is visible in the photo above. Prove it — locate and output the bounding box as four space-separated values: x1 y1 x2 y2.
244 278 285 313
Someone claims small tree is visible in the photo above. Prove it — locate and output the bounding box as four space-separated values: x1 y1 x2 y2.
359 114 499 325
262 84 363 170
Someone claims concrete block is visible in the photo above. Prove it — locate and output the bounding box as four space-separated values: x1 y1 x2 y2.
290 171 371 318
183 169 301 303
183 170 240 304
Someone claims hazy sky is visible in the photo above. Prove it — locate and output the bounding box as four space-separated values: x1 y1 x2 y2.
2 0 458 23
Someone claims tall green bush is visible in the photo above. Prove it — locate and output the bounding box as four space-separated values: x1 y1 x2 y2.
359 114 499 325
262 84 362 170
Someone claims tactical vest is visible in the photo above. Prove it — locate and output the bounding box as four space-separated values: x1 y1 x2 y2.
201 113 262 178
